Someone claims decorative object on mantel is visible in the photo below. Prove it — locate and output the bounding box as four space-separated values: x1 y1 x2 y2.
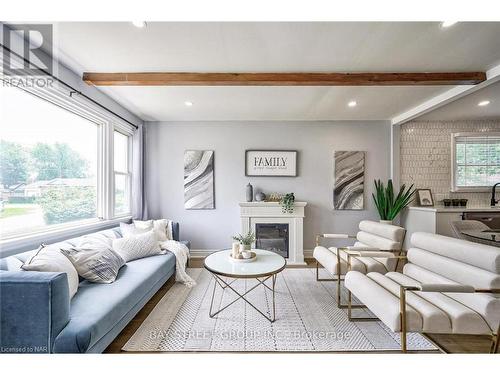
280 192 295 213
245 183 253 202
245 150 298 177
416 189 434 207
231 231 256 251
184 150 215 209
255 191 266 201
373 179 416 223
265 192 283 202
333 151 365 210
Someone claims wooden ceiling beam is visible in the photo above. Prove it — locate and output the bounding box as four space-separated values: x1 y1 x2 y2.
82 72 486 86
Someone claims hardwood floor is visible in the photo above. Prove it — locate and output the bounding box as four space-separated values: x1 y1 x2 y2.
104 258 495 354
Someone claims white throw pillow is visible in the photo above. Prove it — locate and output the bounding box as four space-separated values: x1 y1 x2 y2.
21 244 79 299
61 245 125 284
112 230 163 262
120 222 150 238
134 219 171 241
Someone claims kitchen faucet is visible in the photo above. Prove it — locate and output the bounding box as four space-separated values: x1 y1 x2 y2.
492 182 500 207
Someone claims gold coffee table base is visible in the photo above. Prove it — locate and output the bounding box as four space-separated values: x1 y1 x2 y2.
208 273 278 323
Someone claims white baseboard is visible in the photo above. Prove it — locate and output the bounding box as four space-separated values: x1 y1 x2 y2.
191 249 314 258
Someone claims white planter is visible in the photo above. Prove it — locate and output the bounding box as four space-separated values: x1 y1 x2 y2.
379 220 393 225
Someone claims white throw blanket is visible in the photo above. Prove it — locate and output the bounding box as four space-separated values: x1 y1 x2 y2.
159 240 196 287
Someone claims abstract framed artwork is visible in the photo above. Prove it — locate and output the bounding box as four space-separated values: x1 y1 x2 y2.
333 151 365 210
184 150 215 210
245 150 298 177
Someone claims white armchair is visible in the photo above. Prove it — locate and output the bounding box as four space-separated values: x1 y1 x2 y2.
345 232 500 353
313 220 406 308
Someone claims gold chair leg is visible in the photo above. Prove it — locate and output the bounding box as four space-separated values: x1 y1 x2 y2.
400 286 407 353
337 277 365 309
315 261 340 282
490 325 499 353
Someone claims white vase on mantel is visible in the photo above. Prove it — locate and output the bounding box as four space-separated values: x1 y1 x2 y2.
380 219 393 225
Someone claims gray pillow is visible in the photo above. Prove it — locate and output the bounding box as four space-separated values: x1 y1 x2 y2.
61 245 125 284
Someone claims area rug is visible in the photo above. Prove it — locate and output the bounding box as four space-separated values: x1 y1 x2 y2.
123 268 438 352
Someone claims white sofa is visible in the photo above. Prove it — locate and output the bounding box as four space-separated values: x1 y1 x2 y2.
345 232 500 353
313 220 406 307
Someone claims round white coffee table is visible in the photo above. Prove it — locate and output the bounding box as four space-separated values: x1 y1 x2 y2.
204 249 286 322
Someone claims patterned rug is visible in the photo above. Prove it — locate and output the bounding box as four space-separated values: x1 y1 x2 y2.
123 268 438 352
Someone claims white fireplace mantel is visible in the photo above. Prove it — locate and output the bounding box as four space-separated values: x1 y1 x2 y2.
239 201 307 265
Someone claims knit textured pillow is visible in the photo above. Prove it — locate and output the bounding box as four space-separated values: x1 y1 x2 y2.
112 230 163 262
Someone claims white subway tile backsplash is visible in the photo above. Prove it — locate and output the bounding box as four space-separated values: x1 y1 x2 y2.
400 120 500 207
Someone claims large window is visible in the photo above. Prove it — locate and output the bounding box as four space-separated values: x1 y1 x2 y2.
114 131 131 215
0 85 134 241
452 133 500 191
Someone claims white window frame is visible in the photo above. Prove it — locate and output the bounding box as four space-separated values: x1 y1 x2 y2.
0 84 136 255
451 132 500 192
112 128 133 217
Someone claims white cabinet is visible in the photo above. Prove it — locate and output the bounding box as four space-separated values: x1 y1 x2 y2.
401 207 479 249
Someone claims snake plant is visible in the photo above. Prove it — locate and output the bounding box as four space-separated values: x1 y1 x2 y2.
372 179 415 221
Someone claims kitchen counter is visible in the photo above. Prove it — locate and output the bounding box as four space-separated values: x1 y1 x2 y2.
407 206 500 213
402 206 500 249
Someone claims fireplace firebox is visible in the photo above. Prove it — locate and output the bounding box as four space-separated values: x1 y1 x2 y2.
255 223 289 258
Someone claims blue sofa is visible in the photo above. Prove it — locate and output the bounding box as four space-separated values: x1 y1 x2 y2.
0 222 189 353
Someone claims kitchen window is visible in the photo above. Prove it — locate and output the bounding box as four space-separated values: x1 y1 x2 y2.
451 132 500 191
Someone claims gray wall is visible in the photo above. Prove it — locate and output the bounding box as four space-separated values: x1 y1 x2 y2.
145 121 391 250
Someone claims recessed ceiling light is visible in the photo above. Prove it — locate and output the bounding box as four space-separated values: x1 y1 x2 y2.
348 100 357 108
132 21 147 28
184 101 193 107
478 100 490 107
441 21 458 28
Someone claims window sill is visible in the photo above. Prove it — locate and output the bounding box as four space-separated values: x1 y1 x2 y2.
451 187 493 193
0 216 131 258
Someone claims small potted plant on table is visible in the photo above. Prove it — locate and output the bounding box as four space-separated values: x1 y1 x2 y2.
232 231 256 251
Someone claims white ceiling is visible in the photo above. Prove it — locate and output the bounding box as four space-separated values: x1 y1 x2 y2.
418 80 500 121
50 22 500 122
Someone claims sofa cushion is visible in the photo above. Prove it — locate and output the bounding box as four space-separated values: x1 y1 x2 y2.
52 253 175 353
